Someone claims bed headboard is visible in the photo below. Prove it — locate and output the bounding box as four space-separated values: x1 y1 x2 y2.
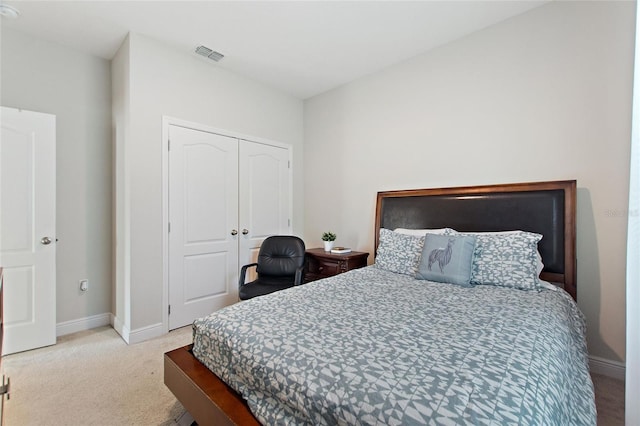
374 180 577 300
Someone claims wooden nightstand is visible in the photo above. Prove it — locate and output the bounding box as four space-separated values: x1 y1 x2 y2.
304 248 369 282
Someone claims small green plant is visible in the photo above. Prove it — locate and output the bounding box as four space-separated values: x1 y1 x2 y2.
322 231 336 242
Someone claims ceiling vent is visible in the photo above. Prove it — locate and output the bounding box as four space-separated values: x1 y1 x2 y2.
195 45 224 62
0 4 20 18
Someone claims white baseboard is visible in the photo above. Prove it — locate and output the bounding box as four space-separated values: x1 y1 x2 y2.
67 314 167 345
128 322 165 344
111 314 130 344
56 313 111 337
589 355 626 381
56 314 170 346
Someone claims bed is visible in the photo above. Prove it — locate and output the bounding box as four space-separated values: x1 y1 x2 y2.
164 179 595 425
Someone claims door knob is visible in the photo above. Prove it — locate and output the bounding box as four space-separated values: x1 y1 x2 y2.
242 229 249 235
231 229 238 236
41 236 52 245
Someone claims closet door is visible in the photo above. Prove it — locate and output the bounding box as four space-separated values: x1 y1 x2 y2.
238 140 291 275
168 125 239 330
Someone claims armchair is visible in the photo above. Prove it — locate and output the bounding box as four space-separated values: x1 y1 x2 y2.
238 235 306 300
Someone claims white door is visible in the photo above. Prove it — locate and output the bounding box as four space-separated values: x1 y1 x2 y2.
168 125 239 330
0 106 56 355
238 140 291 273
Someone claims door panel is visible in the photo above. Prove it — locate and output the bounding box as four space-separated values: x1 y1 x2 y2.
168 125 238 330
5 266 34 324
184 252 228 299
238 141 291 274
0 106 56 355
184 143 228 243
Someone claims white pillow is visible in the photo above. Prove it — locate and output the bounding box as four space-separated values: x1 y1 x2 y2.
536 250 544 276
393 228 455 236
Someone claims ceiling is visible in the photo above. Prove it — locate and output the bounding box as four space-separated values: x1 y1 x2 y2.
0 1 548 99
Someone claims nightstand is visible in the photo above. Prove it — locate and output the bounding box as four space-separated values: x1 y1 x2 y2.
304 248 369 282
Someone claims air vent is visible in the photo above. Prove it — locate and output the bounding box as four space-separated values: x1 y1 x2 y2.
195 45 224 62
0 4 20 18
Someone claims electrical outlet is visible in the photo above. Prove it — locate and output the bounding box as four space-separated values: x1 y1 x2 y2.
80 279 88 291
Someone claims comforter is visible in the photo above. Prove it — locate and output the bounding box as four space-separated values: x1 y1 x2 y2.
192 266 596 425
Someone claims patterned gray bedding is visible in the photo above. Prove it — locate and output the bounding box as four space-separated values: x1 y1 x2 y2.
192 266 596 425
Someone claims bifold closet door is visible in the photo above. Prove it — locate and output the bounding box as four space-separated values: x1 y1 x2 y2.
168 125 239 330
238 140 291 275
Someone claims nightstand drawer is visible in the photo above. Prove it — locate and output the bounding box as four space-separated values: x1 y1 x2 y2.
304 248 369 283
307 257 341 278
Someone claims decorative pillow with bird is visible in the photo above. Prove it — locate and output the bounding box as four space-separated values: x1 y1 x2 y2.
416 234 477 286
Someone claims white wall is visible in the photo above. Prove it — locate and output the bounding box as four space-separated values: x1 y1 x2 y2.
1 28 113 331
113 33 304 338
304 1 634 364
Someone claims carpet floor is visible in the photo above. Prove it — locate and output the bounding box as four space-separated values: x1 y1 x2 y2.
593 372 626 426
2 326 626 425
3 326 192 425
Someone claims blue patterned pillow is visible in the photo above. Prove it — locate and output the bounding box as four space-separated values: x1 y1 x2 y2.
375 228 425 275
416 234 477 286
462 231 543 290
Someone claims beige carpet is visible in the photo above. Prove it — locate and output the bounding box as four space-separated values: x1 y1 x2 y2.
592 372 625 426
3 326 193 426
2 326 626 425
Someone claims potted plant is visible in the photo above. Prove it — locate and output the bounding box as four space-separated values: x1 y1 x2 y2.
322 231 336 252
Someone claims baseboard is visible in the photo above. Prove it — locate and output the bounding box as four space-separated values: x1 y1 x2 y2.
56 313 111 337
589 355 626 381
109 315 164 345
111 314 130 344
128 322 165 344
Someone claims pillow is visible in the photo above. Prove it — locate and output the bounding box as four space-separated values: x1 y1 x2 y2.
461 230 543 290
415 234 477 286
448 229 545 277
536 250 544 276
375 228 425 275
393 228 456 236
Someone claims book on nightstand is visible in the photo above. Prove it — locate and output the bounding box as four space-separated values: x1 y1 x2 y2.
330 247 352 254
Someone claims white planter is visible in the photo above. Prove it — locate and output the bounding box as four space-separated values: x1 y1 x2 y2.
323 241 334 252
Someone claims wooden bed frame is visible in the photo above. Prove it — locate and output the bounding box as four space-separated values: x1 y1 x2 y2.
164 179 577 425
